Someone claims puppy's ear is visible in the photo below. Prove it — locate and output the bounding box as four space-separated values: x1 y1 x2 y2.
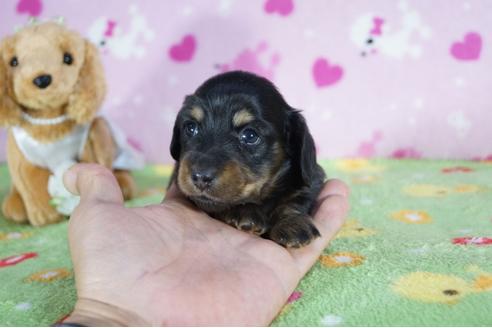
170 120 181 161
170 96 198 161
286 110 318 186
66 40 106 124
0 37 22 126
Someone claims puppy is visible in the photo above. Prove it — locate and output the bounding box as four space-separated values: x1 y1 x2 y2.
170 71 325 248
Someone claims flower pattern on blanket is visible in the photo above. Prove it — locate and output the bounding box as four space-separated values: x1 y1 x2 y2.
0 159 491 326
320 252 365 268
25 268 71 283
278 291 303 316
335 219 376 238
0 231 32 241
403 184 484 197
392 267 492 304
351 174 380 185
334 159 385 173
391 210 432 224
0 252 37 268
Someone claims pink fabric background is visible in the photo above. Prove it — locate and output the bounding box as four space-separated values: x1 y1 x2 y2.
1 0 491 164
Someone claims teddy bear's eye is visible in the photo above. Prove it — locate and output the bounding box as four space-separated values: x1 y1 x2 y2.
63 53 73 65
10 57 18 67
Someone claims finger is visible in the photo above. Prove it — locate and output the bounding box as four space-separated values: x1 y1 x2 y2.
162 183 192 209
164 182 184 201
63 163 124 205
317 179 350 201
312 179 350 217
163 165 186 202
289 182 350 275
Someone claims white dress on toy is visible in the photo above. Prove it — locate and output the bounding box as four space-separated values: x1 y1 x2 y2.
12 114 144 215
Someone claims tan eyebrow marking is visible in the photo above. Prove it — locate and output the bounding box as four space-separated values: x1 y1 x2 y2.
233 109 255 127
190 106 204 122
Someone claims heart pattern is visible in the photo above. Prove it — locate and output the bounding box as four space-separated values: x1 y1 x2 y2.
16 0 42 16
264 0 294 16
450 32 482 61
169 35 196 62
312 58 343 88
3 2 491 163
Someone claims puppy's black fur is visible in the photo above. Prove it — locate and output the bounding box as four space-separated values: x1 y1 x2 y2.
169 71 325 248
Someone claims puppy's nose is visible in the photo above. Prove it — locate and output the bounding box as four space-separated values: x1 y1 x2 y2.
191 169 216 191
33 74 52 89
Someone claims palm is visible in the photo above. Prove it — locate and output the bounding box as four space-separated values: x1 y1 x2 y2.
65 164 348 326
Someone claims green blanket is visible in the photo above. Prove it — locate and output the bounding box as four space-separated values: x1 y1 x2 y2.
1 159 491 326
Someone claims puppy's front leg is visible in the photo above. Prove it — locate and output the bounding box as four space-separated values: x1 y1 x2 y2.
7 133 62 226
269 187 321 248
2 185 28 223
80 117 116 168
220 204 269 236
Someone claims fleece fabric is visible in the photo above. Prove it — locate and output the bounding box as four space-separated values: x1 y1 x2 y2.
0 159 491 326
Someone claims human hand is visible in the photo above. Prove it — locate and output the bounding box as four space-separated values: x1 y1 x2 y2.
63 164 349 326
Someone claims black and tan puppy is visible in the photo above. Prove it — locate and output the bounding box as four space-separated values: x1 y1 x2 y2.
169 71 325 248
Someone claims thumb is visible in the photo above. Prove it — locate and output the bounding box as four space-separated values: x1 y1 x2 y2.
63 163 124 205
289 179 349 273
163 181 189 204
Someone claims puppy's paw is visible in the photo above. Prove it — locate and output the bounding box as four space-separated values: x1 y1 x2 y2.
2 191 28 223
270 215 320 248
223 206 268 235
236 216 268 235
26 204 64 227
114 170 137 200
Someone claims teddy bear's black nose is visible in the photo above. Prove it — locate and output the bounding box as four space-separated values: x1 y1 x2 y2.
33 74 52 89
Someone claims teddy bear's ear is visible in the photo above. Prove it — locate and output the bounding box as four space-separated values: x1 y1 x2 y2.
66 40 106 124
0 37 22 127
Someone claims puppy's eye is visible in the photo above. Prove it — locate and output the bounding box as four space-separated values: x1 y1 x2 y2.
184 121 199 137
240 128 260 145
366 38 374 44
63 53 73 65
10 57 18 67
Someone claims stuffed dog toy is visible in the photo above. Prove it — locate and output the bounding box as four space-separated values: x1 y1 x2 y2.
170 71 325 248
0 22 143 226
